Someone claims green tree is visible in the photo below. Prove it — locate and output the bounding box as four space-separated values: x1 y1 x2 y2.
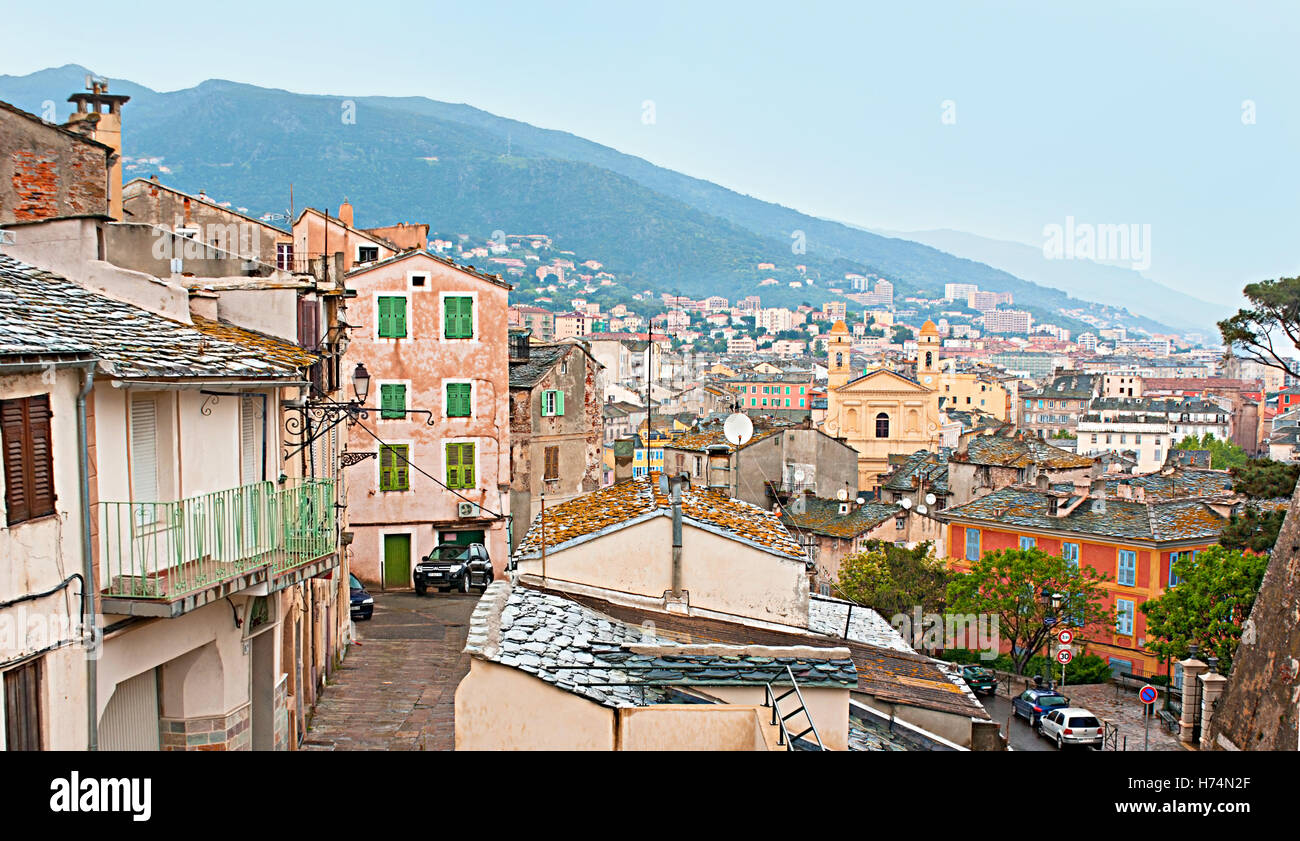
1139 546 1268 672
946 547 1112 675
1218 276 1300 379
1173 433 1248 469
1228 458 1300 499
835 541 950 617
1218 506 1286 553
891 325 914 344
1217 458 1298 551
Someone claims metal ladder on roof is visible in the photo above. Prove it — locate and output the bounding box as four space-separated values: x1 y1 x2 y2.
764 665 827 751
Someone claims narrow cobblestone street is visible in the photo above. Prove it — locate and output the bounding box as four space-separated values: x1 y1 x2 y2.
301 591 479 751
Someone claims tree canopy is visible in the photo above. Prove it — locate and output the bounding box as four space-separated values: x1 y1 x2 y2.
1218 275 1300 379
946 547 1112 675
1139 546 1268 672
1173 433 1248 469
834 540 950 618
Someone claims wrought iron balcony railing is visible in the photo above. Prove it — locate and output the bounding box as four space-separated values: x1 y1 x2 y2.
99 479 336 600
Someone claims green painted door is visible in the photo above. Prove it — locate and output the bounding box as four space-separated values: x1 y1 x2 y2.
383 534 411 589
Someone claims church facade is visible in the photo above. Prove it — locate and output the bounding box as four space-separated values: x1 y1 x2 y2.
821 320 943 491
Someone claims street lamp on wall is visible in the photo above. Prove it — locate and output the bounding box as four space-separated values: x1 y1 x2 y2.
352 363 371 404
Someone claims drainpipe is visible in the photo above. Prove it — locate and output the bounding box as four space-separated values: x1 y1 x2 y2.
76 361 98 751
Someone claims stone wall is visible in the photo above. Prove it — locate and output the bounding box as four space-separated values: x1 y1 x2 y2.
160 703 252 751
0 105 110 224
1205 485 1300 751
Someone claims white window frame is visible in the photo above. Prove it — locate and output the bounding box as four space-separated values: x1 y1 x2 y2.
1115 598 1135 636
376 379 413 422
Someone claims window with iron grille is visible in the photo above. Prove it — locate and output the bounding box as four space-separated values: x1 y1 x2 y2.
2 395 56 526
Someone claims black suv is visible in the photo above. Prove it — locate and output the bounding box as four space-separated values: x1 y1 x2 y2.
413 543 493 595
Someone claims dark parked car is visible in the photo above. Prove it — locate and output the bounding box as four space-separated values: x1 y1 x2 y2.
960 665 998 696
349 573 374 621
414 543 493 595
1013 687 1070 726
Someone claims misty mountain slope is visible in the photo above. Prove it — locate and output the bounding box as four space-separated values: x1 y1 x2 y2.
0 65 1187 334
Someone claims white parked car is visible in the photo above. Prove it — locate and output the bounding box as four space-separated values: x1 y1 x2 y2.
1037 707 1104 749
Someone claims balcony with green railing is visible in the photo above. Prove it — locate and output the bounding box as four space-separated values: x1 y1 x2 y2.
98 478 337 603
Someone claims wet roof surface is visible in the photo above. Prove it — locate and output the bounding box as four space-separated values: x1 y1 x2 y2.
514 473 807 560
0 254 314 378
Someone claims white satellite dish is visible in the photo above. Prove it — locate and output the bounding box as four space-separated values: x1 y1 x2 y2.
794 468 806 483
925 493 936 505
836 488 847 501
856 496 866 505
900 498 912 510
916 504 928 514
723 412 754 447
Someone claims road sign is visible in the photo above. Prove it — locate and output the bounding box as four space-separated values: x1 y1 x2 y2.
1056 648 1073 665
1057 629 1073 645
1139 685 1159 705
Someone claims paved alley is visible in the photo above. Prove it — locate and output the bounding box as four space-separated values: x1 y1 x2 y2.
301 590 479 751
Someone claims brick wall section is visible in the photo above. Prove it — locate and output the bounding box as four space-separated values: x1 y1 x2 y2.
273 676 289 751
160 704 252 751
0 105 110 224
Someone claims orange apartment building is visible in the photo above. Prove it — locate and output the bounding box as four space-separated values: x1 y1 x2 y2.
941 471 1233 677
343 250 513 589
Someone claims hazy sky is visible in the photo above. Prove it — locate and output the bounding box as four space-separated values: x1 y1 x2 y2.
5 1 1298 308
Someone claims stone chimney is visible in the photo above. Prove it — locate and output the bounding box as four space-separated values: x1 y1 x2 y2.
339 200 354 228
65 78 129 221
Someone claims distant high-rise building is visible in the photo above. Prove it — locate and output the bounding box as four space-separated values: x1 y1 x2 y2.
945 282 979 302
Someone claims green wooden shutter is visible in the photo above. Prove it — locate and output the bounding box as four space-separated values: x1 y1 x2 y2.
555 391 565 416
393 445 409 490
378 297 407 338
540 390 552 417
446 442 461 488
461 443 475 487
380 384 406 419
445 296 472 338
380 445 395 490
447 383 471 417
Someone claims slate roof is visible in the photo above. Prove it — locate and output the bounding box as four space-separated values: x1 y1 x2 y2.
943 486 1228 543
465 583 856 709
539 587 991 720
882 450 950 494
957 435 1094 470
0 255 314 379
1023 373 1099 400
513 473 807 561
848 716 912 751
781 497 901 539
1104 469 1233 501
508 344 569 389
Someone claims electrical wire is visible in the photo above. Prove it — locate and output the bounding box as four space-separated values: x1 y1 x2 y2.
350 418 506 520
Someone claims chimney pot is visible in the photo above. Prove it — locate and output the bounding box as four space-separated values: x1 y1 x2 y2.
339 201 354 227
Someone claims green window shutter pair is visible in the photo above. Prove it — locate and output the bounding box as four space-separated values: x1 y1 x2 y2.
446 442 476 489
380 384 406 419
380 444 410 491
446 382 472 417
541 390 566 417
377 296 407 338
444 296 473 339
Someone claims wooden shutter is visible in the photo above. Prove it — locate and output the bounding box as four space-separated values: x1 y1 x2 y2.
461 443 475 487
447 383 471 418
378 297 406 338
540 390 552 417
2 395 56 525
544 446 559 480
380 445 409 491
296 297 320 350
3 660 42 751
130 397 159 503
446 443 461 488
555 390 565 416
240 396 261 484
380 384 406 419
393 445 409 490
2 398 31 524
379 445 396 490
446 296 472 339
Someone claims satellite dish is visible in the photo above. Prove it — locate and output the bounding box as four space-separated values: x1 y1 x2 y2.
900 498 912 510
925 493 937 505
836 488 847 501
794 468 806 483
917 504 928 514
723 412 753 447
856 496 866 505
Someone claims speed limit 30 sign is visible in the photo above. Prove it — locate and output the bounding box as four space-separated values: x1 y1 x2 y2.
1056 648 1073 665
